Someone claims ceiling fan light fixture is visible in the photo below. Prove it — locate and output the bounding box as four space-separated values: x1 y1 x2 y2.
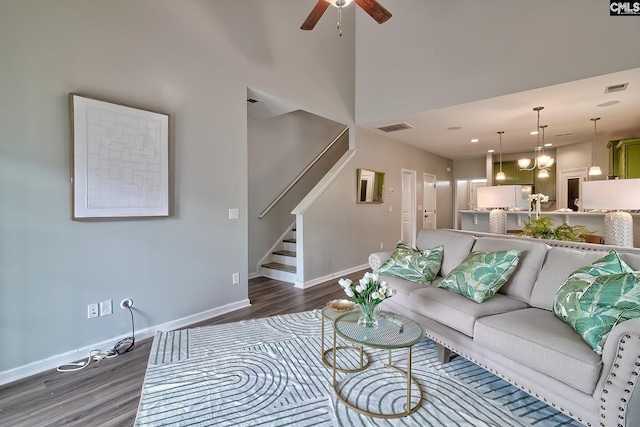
328 0 354 7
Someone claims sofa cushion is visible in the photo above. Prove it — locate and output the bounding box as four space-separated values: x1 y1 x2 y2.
471 237 548 303
415 229 476 276
474 308 602 394
620 251 640 270
437 250 522 303
411 286 528 336
554 272 640 355
375 242 443 284
377 274 429 310
529 247 610 310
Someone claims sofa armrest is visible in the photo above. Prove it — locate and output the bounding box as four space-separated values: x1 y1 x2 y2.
369 251 393 271
597 317 640 427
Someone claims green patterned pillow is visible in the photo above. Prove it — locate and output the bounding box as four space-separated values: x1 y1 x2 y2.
375 242 444 285
553 272 640 355
437 250 522 303
553 250 635 354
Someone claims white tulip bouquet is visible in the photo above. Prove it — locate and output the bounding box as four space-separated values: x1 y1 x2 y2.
338 272 394 327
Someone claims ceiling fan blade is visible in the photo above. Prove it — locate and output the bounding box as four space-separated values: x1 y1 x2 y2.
301 0 331 30
354 0 392 24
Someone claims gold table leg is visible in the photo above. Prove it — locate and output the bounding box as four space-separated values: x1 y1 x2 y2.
333 344 423 419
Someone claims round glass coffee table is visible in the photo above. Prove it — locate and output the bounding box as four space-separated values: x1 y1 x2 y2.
332 310 425 419
320 306 371 372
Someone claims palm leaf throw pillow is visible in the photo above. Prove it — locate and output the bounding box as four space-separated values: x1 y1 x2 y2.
375 242 444 285
437 250 522 303
553 250 637 354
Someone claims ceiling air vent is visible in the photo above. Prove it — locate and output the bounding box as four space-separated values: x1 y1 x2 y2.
375 122 414 133
247 98 259 104
604 83 628 93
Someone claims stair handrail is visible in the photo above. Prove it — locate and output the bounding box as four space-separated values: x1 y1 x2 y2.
258 126 349 219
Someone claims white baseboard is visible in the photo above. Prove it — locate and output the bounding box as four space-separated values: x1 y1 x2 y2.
294 264 369 289
0 299 251 386
248 272 260 280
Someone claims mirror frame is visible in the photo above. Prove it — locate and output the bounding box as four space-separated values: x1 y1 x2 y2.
357 168 385 204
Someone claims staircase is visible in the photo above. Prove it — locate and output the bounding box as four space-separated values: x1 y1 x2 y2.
260 228 297 283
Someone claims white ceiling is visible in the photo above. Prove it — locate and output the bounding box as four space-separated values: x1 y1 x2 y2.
360 67 640 160
248 67 640 161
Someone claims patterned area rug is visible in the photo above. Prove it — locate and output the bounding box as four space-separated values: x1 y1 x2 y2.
135 311 583 426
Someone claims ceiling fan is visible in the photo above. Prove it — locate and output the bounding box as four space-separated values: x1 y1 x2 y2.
301 0 392 32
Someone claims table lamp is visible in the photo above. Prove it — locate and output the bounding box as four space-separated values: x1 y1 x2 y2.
582 178 640 247
477 185 522 234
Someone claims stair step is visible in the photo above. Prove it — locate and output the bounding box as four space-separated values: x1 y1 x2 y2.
283 238 296 244
273 250 296 257
262 262 296 273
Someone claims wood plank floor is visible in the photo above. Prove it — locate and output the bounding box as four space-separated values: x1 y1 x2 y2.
0 271 366 427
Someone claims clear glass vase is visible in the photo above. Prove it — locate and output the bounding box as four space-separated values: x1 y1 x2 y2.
357 303 379 328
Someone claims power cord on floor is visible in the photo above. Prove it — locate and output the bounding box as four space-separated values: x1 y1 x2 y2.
57 303 135 373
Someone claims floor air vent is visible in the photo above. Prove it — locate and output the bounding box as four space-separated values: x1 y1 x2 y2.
375 122 414 133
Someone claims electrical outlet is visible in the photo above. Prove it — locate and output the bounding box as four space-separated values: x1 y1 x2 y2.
87 303 99 319
232 272 240 284
229 208 239 220
380 242 384 249
100 299 113 316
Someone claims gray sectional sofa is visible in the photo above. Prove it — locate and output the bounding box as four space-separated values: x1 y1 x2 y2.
370 229 640 427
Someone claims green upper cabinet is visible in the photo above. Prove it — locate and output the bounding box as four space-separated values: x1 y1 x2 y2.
494 161 535 185
610 138 640 179
494 160 555 199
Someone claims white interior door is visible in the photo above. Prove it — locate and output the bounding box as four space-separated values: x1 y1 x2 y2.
559 168 588 210
423 173 436 229
401 169 417 247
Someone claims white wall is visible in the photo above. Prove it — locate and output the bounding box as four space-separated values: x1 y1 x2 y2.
248 111 346 273
557 141 595 173
300 127 453 282
0 0 355 377
453 158 487 181
355 0 640 123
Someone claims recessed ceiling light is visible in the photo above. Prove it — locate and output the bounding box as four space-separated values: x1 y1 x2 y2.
544 143 552 147
448 126 462 131
530 131 539 135
597 100 620 107
471 138 479 143
487 149 495 153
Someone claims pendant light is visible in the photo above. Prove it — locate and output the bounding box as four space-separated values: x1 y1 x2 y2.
537 125 551 178
519 106 554 172
589 117 602 177
496 131 506 181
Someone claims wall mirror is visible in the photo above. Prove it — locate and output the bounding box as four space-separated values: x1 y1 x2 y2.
357 168 385 203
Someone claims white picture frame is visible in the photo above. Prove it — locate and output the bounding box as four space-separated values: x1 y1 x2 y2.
70 93 170 219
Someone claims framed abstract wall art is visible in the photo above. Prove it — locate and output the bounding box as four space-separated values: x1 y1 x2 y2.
69 93 170 219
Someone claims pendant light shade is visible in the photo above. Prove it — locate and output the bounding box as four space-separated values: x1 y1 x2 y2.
589 166 602 176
